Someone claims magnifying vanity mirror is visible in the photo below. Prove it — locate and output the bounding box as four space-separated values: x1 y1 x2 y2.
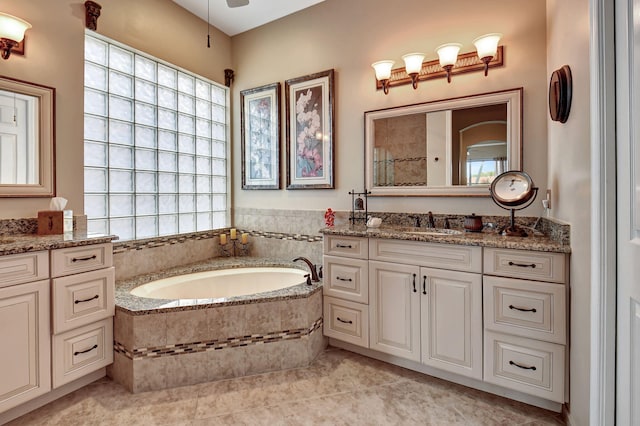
365 88 522 197
0 75 55 197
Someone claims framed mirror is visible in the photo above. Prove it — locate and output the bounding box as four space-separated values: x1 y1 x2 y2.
0 75 55 197
365 88 522 197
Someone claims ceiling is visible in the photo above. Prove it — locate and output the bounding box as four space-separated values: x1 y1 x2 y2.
173 0 326 36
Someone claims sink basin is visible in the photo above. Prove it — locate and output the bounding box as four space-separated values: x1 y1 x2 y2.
405 229 463 236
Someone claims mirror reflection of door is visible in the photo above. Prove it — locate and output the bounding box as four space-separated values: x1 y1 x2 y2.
0 89 38 184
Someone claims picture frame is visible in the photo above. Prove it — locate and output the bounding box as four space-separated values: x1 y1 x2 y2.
285 69 335 189
241 82 281 189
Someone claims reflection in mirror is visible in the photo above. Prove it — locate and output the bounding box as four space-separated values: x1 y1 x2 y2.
0 76 55 197
365 88 521 197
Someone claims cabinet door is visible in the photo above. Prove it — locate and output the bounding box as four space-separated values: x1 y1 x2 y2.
420 267 483 380
0 280 51 412
369 261 420 361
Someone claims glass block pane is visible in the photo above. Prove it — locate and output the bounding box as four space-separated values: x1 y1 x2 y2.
158 64 177 88
178 114 195 134
136 171 157 193
158 87 177 109
158 173 177 192
109 145 133 168
178 72 195 95
158 151 177 172
179 195 195 212
109 169 134 193
85 141 107 167
109 194 134 216
109 45 134 73
85 36 107 65
85 115 107 141
109 96 133 121
85 62 107 91
85 194 107 217
136 195 157 216
178 94 194 114
158 131 177 151
179 213 195 233
110 217 134 240
135 125 156 148
159 195 177 213
109 71 133 98
158 108 177 131
212 194 227 210
211 141 226 158
197 119 213 138
212 158 226 175
135 79 156 104
135 56 156 82
109 120 133 145
211 86 226 104
212 211 227 229
179 174 195 193
135 102 156 126
196 157 211 175
212 176 226 193
196 138 212 157
85 89 107 116
196 194 211 211
212 104 225 123
85 168 107 192
178 134 195 154
196 99 210 119
87 218 108 235
136 216 157 239
196 175 211 193
159 215 178 236
196 212 212 231
195 80 210 100
211 122 225 140
135 148 157 170
179 154 195 173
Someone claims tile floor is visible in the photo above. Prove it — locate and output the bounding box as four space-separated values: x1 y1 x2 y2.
8 348 565 425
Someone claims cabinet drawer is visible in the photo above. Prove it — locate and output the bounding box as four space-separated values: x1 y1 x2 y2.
323 296 369 348
52 267 115 334
484 248 566 283
484 276 566 344
369 239 482 273
0 251 49 288
323 256 368 303
52 318 113 388
324 236 368 259
51 243 113 278
484 331 565 403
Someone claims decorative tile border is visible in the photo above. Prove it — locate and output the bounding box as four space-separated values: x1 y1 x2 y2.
114 317 323 360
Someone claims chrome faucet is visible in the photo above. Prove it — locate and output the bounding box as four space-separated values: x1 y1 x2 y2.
427 211 435 229
293 257 320 282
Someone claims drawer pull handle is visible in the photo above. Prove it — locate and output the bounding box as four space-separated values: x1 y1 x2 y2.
509 304 537 313
422 276 427 295
509 360 537 371
72 255 97 262
75 295 99 304
336 244 353 249
336 277 353 282
508 261 536 268
412 274 417 292
74 344 98 356
337 317 353 324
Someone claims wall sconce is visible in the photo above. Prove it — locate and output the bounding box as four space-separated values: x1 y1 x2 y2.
371 60 395 94
436 43 462 83
473 33 502 76
0 12 31 60
402 53 425 89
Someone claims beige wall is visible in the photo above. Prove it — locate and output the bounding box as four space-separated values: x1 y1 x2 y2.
0 0 231 219
231 0 548 216
546 0 591 425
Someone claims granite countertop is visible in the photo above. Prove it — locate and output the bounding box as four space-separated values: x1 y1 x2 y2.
321 225 571 253
0 232 119 256
116 257 323 315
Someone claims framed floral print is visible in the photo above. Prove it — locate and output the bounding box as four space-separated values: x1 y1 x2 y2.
241 82 281 189
285 69 335 189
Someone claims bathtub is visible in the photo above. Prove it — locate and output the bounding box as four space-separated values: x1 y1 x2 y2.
129 267 309 300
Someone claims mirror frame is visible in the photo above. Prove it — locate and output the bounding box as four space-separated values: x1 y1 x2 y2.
0 75 55 198
365 88 522 197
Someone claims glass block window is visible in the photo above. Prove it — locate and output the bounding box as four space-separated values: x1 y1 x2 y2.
84 34 229 240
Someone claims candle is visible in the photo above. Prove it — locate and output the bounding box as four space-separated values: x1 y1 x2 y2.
241 233 248 244
230 228 237 240
219 233 227 245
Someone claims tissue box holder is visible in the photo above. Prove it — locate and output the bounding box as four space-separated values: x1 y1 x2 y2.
38 210 73 235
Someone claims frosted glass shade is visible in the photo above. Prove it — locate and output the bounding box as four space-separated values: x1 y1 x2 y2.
473 33 502 59
0 13 31 42
402 53 425 74
372 60 395 80
436 43 462 67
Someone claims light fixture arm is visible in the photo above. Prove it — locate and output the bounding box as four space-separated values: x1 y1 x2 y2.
381 79 390 94
0 38 17 60
480 56 491 76
409 73 419 89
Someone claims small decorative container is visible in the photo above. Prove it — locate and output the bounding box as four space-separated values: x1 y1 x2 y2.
464 213 483 232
